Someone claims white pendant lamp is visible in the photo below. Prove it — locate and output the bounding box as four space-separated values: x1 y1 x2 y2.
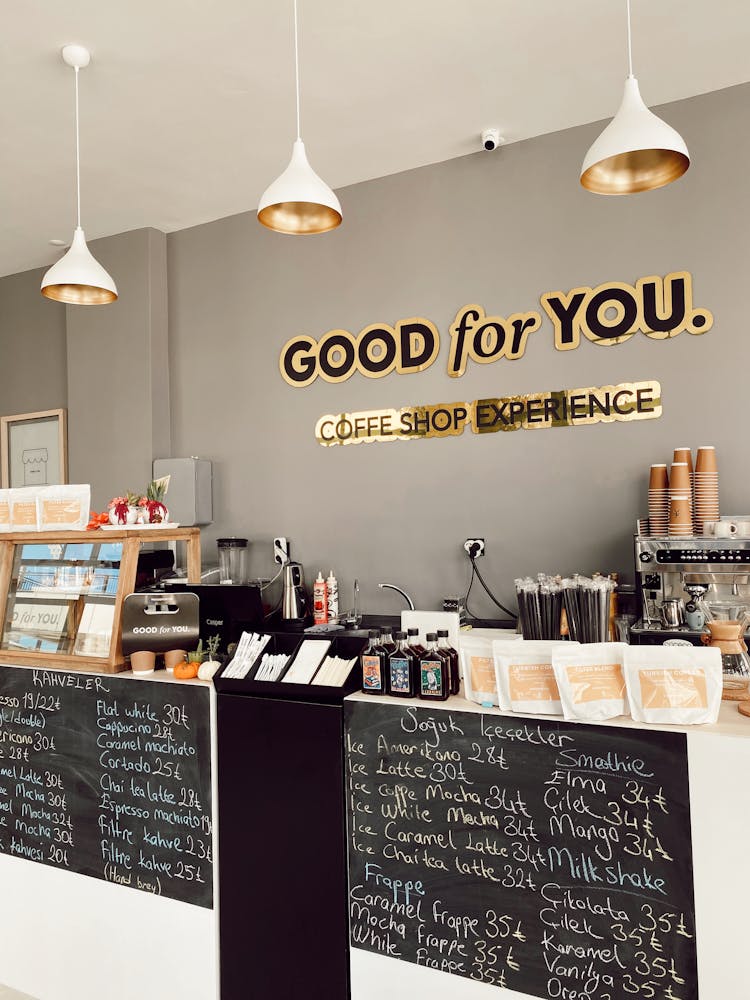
258 0 342 234
580 0 689 195
41 45 117 305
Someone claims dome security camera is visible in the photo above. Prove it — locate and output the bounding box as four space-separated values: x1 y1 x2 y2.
481 128 503 151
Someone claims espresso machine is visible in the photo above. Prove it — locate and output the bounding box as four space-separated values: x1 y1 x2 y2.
631 534 750 646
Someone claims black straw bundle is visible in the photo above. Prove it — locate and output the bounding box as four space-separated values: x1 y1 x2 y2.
515 574 616 643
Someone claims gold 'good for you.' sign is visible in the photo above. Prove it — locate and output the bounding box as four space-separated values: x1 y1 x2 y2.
316 381 662 447
275 269 711 447
280 271 712 386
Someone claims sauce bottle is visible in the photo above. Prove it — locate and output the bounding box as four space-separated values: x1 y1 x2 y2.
419 633 449 701
388 631 417 698
437 629 460 696
407 627 425 657
361 630 387 695
326 570 339 622
313 572 328 625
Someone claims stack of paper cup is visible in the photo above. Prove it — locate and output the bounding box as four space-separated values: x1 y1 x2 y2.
694 446 719 531
648 464 669 535
669 462 692 536
668 493 692 536
674 448 696 533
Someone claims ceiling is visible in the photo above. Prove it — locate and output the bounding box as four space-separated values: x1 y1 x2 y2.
1 0 749 277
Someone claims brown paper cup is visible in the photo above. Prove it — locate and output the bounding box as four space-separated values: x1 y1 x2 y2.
669 495 691 520
649 464 669 489
164 649 188 673
673 448 694 474
696 446 718 473
130 651 156 675
670 462 691 493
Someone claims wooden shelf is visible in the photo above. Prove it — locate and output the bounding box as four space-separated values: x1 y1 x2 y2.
5 526 201 544
0 528 202 673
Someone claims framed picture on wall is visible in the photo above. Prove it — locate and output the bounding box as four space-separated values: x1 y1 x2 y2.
0 409 68 489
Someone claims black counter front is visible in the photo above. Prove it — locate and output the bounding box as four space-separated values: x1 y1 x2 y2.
216 658 361 1000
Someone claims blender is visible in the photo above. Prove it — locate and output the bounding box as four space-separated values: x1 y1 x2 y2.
698 591 750 697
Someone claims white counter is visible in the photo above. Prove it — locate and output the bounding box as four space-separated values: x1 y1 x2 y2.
347 690 750 1000
0 664 219 1000
348 689 750 740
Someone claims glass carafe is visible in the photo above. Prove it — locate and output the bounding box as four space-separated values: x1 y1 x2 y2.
698 596 750 689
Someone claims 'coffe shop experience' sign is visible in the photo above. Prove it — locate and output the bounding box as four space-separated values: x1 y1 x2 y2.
276 270 713 447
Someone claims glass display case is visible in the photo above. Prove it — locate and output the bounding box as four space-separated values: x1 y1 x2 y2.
2 540 122 658
0 527 201 672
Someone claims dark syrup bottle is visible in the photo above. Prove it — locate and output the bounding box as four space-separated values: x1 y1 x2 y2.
419 633 449 701
407 627 425 658
361 629 387 695
379 626 397 657
437 628 460 696
388 631 417 698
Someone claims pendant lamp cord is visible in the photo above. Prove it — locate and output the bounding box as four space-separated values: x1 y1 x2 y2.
74 66 82 228
294 0 301 140
626 0 634 77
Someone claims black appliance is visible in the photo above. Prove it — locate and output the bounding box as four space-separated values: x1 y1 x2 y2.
161 583 264 654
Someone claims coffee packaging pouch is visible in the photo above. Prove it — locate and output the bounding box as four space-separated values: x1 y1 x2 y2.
495 642 577 715
624 645 722 725
0 490 10 533
36 485 90 532
460 636 500 706
553 643 629 722
9 488 39 531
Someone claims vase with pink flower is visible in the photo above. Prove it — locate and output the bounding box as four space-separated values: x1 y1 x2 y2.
108 493 143 526
142 478 170 525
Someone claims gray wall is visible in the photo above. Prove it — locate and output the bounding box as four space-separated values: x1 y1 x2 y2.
1 84 745 617
67 228 169 504
0 231 168 511
0 266 67 416
169 82 750 616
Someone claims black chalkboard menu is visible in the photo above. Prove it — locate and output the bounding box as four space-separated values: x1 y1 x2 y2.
0 665 213 908
345 701 697 1000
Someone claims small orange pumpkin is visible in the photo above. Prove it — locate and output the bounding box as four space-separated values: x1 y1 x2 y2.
174 660 200 680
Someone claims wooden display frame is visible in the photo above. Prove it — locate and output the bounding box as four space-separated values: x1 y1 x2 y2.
0 408 68 488
0 527 201 673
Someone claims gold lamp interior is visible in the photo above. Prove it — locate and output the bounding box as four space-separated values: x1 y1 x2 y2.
258 201 342 235
41 284 118 305
581 148 690 195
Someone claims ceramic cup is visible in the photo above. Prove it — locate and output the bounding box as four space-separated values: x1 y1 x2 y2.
715 520 739 538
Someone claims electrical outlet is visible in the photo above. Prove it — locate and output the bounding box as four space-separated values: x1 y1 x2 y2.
273 536 290 565
464 538 485 559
